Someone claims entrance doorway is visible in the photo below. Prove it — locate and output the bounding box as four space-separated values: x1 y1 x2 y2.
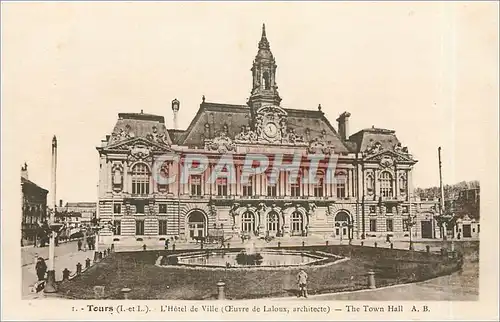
421 220 433 239
266 212 280 236
188 211 206 241
463 224 472 238
334 211 351 240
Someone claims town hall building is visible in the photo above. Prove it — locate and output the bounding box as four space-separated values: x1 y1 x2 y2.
96 25 439 244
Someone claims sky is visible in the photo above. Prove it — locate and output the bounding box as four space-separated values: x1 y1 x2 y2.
2 1 498 203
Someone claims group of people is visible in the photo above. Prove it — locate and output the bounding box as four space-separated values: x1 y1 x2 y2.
35 257 47 281
77 236 96 251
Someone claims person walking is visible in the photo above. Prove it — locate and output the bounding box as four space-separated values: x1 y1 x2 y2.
35 257 47 281
164 239 170 250
297 268 308 298
77 239 82 251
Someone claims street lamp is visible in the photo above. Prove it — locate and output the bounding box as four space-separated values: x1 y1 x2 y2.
408 214 417 251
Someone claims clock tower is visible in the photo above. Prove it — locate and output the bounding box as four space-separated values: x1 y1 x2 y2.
247 24 282 113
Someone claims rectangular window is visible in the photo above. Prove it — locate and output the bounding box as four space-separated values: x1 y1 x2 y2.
217 177 228 196
369 205 376 213
242 176 253 197
369 219 377 232
135 220 144 235
159 204 167 214
402 218 409 232
190 175 202 196
291 183 301 197
314 177 324 197
159 220 168 235
135 202 145 214
336 182 346 198
386 205 393 214
113 220 121 235
267 185 277 197
386 219 394 232
113 204 121 214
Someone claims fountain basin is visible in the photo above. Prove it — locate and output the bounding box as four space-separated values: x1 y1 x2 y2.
161 249 341 268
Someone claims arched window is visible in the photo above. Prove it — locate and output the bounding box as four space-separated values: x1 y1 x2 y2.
241 212 255 233
291 211 304 235
132 163 150 195
380 172 393 198
263 71 271 90
267 212 279 233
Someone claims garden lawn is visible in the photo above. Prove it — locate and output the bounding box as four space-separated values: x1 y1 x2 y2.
57 245 463 300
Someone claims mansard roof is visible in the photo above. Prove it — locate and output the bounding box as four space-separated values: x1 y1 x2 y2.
174 101 352 153
349 126 402 154
104 112 172 147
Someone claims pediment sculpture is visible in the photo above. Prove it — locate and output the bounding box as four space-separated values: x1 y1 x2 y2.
365 141 383 156
282 128 305 144
110 125 135 144
146 126 169 146
129 144 151 161
308 137 334 154
205 131 236 153
234 125 258 143
379 155 394 168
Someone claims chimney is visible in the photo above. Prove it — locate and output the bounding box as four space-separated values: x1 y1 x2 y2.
21 162 29 180
336 112 351 141
171 98 180 130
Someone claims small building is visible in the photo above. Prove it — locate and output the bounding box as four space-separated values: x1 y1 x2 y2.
56 200 96 225
21 163 48 246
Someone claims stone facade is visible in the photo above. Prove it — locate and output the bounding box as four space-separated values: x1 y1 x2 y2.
96 25 439 243
21 164 48 246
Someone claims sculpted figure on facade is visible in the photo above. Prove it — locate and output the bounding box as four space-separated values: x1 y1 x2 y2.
234 125 258 143
366 141 383 155
308 137 334 154
205 131 236 153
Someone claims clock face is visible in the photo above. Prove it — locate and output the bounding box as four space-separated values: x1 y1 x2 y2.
264 122 278 138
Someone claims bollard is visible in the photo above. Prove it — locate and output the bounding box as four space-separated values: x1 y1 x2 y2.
216 280 226 300
143 244 147 251
374 242 378 248
302 241 305 248
172 244 176 251
94 251 99 263
277 241 281 248
361 241 364 246
227 243 230 249
325 240 329 246
62 268 70 281
111 243 115 252
121 288 131 300
367 270 376 289
85 258 91 268
76 262 82 275
390 242 394 249
99 252 103 260
426 245 431 254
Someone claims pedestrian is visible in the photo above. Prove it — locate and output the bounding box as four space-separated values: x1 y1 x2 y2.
297 268 308 298
164 239 169 250
77 239 82 251
86 236 92 250
386 234 391 243
82 236 88 251
35 257 47 281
